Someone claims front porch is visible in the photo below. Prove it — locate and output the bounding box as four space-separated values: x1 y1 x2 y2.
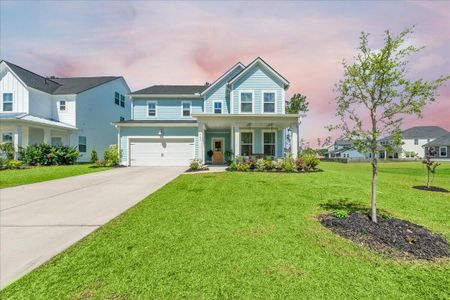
194 114 300 164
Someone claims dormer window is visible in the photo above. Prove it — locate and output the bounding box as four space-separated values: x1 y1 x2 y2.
182 101 191 117
59 100 66 111
2 93 13 112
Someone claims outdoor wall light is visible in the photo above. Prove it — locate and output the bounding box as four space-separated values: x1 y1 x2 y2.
158 129 163 136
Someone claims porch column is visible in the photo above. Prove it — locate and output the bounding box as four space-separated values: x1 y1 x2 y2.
198 122 205 162
21 126 29 148
234 124 240 157
384 150 387 160
13 126 23 159
44 128 51 144
290 123 298 158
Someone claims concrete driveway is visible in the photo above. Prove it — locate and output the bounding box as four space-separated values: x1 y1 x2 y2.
0 166 185 288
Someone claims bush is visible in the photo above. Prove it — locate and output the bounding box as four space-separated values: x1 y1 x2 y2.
103 145 119 166
228 162 237 171
295 157 306 171
0 157 7 169
333 209 349 219
281 157 296 172
0 142 15 160
237 163 250 172
189 159 202 170
95 160 108 167
90 148 98 163
263 159 274 171
6 159 23 169
19 143 79 166
256 159 265 171
303 155 320 171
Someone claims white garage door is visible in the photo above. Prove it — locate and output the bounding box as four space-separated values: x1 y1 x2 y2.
129 138 194 166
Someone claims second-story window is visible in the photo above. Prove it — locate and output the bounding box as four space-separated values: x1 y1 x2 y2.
59 100 66 111
182 102 191 117
240 92 253 113
147 101 156 117
120 95 125 107
214 102 222 114
2 93 13 112
114 92 120 105
263 92 275 113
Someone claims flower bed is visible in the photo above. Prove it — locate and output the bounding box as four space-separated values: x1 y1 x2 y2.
226 155 321 173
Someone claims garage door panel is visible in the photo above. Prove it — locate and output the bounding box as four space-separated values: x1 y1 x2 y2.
130 138 194 166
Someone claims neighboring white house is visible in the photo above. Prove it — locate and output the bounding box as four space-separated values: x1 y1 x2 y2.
378 126 448 159
0 60 131 161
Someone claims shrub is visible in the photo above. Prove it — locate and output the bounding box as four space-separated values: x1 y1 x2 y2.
247 159 257 170
0 157 7 169
6 159 23 169
256 159 265 171
95 160 108 167
103 145 120 166
228 162 237 171
281 157 296 172
237 163 250 172
333 209 349 219
422 157 440 188
263 159 274 171
273 158 284 171
189 159 202 170
19 143 78 166
0 142 15 160
295 157 306 171
303 155 320 171
90 148 98 163
224 150 233 163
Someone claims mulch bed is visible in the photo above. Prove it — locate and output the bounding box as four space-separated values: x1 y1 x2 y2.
412 186 449 193
185 168 210 173
319 212 450 260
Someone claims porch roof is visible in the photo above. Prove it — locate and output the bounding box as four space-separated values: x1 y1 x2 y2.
193 113 301 129
0 113 77 130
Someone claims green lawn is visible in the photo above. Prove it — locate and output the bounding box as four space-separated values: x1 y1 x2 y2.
2 162 449 299
0 164 111 189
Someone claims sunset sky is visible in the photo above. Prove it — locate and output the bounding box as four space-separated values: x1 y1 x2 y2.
1 1 449 145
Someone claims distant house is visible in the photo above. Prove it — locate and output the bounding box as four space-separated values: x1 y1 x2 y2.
0 60 131 161
378 126 448 159
328 140 369 159
423 132 450 161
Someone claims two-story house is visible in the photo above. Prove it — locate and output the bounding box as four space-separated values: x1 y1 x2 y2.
378 126 448 159
0 60 131 161
114 57 301 166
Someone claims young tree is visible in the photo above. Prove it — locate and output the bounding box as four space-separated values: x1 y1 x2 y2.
330 26 449 223
286 94 309 154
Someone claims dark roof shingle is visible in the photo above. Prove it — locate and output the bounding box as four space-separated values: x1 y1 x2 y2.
423 133 450 147
2 60 120 95
131 85 208 95
380 126 448 140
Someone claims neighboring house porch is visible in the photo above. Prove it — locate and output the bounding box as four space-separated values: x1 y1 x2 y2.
0 113 77 154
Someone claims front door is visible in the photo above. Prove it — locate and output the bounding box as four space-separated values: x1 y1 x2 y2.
211 138 224 164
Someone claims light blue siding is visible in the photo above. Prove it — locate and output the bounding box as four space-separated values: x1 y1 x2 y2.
204 66 243 114
231 66 284 114
133 98 203 120
119 127 198 164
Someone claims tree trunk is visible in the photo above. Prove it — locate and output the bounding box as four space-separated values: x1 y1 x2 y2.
371 153 378 223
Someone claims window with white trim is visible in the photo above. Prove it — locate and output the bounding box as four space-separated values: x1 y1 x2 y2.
440 146 447 157
1 132 13 143
263 131 276 156
240 92 253 113
120 95 125 107
214 102 222 114
241 132 253 156
182 101 191 117
59 100 66 111
147 101 156 116
2 93 13 112
78 136 87 153
263 92 275 113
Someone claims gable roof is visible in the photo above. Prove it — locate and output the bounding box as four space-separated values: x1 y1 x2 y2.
227 57 290 87
130 85 208 96
1 60 120 95
380 126 448 141
200 62 245 95
423 132 450 147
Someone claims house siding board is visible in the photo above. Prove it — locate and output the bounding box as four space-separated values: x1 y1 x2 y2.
0 66 29 113
76 78 131 161
52 94 76 126
204 67 243 114
120 127 198 164
28 88 52 119
28 127 44 145
133 98 203 120
231 66 284 114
